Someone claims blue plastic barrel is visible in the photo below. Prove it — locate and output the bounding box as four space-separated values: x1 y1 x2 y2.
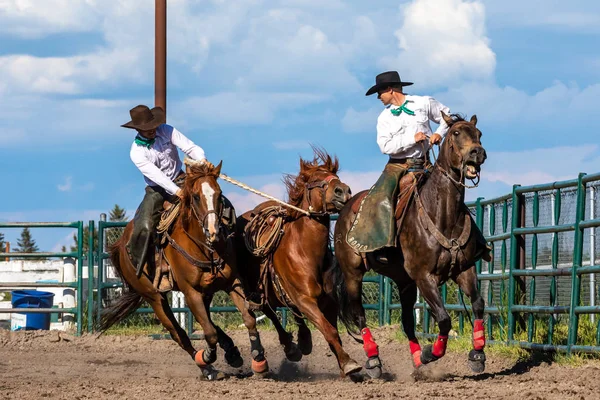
10 290 55 331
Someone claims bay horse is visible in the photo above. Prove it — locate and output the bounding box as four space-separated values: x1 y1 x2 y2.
332 113 488 378
97 159 268 380
234 148 360 377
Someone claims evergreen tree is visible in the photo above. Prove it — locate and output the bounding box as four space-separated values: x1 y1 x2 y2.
15 228 43 260
70 228 98 255
107 204 128 247
0 231 5 253
109 204 128 222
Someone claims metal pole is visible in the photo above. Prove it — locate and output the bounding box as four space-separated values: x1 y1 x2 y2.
590 187 596 323
567 173 587 353
155 0 167 115
87 220 95 333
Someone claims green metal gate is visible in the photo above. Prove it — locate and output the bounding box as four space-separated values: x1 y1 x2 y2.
38 172 597 353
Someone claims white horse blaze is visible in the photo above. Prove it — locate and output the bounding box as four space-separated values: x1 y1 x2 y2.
201 182 218 237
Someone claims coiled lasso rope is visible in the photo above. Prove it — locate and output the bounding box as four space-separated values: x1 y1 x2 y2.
243 205 287 258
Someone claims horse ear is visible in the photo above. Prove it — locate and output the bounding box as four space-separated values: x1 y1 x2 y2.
441 111 454 126
214 160 223 176
470 114 478 126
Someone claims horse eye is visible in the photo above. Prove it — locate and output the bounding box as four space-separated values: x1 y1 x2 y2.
192 193 200 201
453 131 460 136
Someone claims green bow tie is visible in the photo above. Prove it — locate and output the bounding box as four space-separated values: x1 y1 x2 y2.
390 100 415 116
134 134 155 149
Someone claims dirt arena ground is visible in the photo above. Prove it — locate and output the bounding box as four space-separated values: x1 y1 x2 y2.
1 326 599 400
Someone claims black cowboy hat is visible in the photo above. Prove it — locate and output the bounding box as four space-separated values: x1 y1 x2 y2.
121 105 166 130
365 71 413 96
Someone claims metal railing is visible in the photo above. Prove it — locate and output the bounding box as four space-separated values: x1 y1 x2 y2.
0 222 86 335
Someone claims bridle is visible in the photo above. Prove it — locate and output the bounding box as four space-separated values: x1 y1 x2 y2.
428 125 481 189
304 174 341 217
165 178 226 274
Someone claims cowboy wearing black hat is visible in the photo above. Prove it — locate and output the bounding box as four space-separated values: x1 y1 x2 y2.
122 104 208 276
346 71 451 255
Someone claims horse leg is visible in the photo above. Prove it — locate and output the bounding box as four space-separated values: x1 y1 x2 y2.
227 282 269 374
262 306 302 362
454 267 487 373
295 296 361 377
145 292 200 358
180 288 224 380
416 275 451 365
294 315 312 355
202 293 244 369
342 268 382 377
102 246 200 362
397 282 423 369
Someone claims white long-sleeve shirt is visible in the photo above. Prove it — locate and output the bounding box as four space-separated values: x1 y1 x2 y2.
376 95 450 160
130 124 206 195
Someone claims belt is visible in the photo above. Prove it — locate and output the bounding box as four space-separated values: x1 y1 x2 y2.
388 157 425 165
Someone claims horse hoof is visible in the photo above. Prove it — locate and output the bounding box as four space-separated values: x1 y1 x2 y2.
468 349 486 373
284 343 303 362
225 346 244 368
365 356 383 379
342 360 362 376
199 365 226 381
298 334 313 355
251 358 269 374
420 345 440 365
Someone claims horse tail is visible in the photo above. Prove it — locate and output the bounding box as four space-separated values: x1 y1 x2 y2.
331 256 363 344
95 238 144 333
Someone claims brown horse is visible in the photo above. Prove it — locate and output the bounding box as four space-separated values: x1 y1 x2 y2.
234 148 360 377
332 113 488 378
97 160 268 380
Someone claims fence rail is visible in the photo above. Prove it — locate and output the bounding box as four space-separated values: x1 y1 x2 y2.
1 172 599 354
0 221 85 335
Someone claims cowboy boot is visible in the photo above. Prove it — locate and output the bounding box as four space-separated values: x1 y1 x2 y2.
129 189 163 277
127 228 153 278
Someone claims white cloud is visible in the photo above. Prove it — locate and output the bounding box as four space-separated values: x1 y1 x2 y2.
57 176 73 192
380 0 495 89
338 170 381 195
483 145 600 187
56 176 95 193
0 0 101 38
437 81 600 132
0 50 144 95
483 1 600 32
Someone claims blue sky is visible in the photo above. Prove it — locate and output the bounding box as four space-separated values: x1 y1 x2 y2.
1 0 599 252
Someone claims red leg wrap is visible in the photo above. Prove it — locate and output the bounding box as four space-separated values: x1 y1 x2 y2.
473 319 486 351
409 339 422 368
194 350 208 367
361 328 379 358
432 335 448 358
251 358 269 373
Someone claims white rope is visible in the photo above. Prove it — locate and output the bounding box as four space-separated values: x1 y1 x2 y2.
219 173 310 216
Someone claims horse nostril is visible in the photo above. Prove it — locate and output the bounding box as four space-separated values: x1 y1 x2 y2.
334 187 344 196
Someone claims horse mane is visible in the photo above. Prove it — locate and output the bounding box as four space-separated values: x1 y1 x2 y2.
283 147 339 207
446 113 466 127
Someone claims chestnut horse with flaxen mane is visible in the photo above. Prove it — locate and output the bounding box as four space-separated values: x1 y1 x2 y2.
235 148 361 377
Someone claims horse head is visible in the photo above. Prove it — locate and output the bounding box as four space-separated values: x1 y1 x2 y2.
439 112 487 181
284 147 352 214
182 158 223 244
